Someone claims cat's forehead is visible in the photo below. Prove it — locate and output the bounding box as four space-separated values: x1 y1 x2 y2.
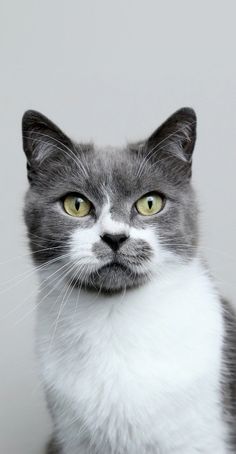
91 144 139 172
38 142 183 202
78 144 146 195
64 143 177 201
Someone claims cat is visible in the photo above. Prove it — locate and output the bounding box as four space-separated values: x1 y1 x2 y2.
22 107 236 453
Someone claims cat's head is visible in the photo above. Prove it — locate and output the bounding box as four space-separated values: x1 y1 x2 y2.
22 107 197 293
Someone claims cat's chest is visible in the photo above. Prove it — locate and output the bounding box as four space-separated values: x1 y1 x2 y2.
37 265 227 452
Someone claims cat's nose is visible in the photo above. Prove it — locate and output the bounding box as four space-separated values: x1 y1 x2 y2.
101 233 129 252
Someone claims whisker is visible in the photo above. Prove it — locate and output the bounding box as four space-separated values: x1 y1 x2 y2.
0 252 71 294
13 260 76 326
47 262 81 350
0 245 65 266
1 258 73 322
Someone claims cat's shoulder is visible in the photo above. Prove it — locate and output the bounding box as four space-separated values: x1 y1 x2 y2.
221 298 236 448
46 438 62 454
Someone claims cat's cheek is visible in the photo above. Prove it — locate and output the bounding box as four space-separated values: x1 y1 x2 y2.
129 226 160 262
129 226 177 269
69 224 102 268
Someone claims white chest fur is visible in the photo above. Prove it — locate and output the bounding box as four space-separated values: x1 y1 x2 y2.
36 260 230 453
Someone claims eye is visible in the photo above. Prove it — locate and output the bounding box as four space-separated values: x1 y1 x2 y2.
136 192 164 216
63 194 92 217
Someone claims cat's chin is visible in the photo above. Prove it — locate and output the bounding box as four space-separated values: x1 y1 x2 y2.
71 262 149 294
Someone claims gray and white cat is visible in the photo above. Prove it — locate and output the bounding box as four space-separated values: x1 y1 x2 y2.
22 108 236 454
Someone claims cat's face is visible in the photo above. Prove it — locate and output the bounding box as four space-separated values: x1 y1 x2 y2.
22 108 197 292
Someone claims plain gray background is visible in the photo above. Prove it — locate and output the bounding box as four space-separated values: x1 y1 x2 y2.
0 1 235 453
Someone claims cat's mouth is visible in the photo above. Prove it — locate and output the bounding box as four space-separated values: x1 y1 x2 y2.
99 261 129 273
86 258 149 292
69 258 149 293
69 257 150 294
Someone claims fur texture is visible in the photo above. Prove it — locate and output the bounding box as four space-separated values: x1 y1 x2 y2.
46 438 61 454
21 108 236 453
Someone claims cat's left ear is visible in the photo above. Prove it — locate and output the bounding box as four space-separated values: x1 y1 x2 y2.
22 110 73 164
146 107 197 163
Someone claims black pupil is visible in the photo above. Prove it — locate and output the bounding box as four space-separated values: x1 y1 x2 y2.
147 197 153 209
75 198 81 211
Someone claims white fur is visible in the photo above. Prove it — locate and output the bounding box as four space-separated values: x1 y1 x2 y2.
36 258 230 453
99 203 130 237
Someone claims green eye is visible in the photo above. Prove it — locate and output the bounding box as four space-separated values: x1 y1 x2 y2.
63 194 92 217
136 193 164 216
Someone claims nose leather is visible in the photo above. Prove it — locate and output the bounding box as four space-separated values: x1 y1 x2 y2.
101 233 128 252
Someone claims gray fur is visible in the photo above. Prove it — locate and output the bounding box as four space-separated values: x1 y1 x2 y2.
221 299 236 450
46 438 61 454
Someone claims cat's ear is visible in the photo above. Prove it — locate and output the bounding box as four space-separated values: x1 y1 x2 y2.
146 107 197 163
22 110 73 164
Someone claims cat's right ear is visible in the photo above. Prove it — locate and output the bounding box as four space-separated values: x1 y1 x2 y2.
22 110 73 165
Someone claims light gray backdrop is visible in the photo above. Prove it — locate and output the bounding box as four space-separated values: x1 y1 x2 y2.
0 1 235 453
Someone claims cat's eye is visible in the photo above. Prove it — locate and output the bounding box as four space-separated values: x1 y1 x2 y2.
63 194 92 217
136 193 164 216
